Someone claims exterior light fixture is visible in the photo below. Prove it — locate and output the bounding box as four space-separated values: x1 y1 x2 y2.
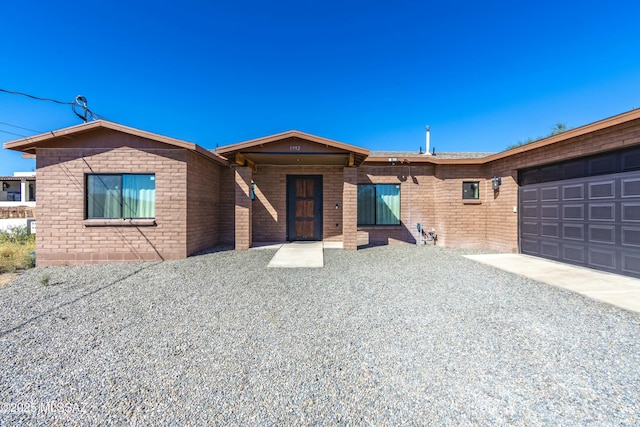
491 176 502 191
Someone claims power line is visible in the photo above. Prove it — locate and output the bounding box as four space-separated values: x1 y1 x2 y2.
0 121 44 134
0 88 109 123
0 88 73 105
0 128 29 138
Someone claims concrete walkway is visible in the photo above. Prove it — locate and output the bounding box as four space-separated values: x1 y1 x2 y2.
465 253 640 313
259 241 342 268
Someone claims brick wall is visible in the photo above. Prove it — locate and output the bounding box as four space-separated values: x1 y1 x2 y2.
234 166 253 250
432 164 488 248
186 151 222 255
35 133 189 266
219 167 236 244
0 206 35 219
251 165 344 243
342 167 358 250
357 164 436 246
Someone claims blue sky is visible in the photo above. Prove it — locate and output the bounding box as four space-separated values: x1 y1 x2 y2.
1 0 639 175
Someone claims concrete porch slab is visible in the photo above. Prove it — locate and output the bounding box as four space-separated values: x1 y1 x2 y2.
267 241 324 268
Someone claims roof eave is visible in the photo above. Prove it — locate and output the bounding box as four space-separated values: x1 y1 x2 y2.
3 120 229 166
216 130 370 157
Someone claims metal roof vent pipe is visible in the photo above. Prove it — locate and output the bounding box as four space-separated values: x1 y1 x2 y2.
424 126 432 155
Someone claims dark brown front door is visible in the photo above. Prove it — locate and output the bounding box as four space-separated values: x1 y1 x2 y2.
287 175 323 241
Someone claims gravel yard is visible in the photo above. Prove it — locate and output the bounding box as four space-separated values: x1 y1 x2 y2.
1 245 639 425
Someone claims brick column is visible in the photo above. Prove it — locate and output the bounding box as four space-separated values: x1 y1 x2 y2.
342 167 358 250
234 166 253 250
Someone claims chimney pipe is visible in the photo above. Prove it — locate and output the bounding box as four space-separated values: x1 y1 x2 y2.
425 126 431 155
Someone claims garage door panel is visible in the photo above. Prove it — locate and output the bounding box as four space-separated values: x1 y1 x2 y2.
590 156 615 175
541 223 559 238
622 149 640 171
621 227 640 247
563 244 585 263
622 178 640 197
541 187 559 201
562 204 584 220
588 248 616 270
520 158 640 278
588 225 616 244
589 203 615 221
521 239 539 255
541 241 560 258
521 189 539 204
521 221 539 236
622 253 640 275
542 205 560 219
562 184 584 200
622 203 640 222
563 224 584 240
522 205 539 220
589 181 615 199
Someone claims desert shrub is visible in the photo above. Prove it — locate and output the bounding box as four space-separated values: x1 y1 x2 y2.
0 225 35 244
0 226 36 273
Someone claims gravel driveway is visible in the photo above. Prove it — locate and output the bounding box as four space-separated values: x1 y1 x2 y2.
1 245 639 425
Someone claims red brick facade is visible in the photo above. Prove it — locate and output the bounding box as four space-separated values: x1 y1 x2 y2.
4 112 640 266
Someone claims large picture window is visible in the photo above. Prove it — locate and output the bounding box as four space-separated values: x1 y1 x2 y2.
357 184 400 225
87 174 156 219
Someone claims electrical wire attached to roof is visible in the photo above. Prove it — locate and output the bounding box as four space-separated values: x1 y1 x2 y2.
0 88 107 123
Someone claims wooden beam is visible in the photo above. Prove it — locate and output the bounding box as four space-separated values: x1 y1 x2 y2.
348 152 355 167
235 153 256 172
246 158 256 172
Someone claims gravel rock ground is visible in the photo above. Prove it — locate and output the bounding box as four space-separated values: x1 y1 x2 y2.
1 245 639 426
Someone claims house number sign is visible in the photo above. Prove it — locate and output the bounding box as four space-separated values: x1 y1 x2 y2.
289 145 301 152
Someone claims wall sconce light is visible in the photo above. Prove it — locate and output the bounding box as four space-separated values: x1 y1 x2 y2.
335 204 339 209
491 176 502 191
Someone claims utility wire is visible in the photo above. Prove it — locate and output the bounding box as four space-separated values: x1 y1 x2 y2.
0 128 29 138
0 88 73 105
0 120 44 134
0 88 108 123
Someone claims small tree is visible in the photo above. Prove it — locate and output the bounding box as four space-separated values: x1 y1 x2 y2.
549 122 568 136
506 122 571 150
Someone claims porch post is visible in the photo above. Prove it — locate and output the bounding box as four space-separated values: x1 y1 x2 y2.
20 179 28 203
234 166 253 250
342 167 358 250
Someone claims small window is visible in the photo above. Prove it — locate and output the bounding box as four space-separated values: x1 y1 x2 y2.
462 181 480 199
357 184 401 225
87 174 156 219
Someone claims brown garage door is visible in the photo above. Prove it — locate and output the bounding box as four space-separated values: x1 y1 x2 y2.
519 147 640 278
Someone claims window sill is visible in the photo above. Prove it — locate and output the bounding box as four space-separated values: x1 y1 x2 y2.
462 199 482 205
83 219 157 227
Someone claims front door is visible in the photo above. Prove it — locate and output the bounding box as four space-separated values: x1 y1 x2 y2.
286 175 323 241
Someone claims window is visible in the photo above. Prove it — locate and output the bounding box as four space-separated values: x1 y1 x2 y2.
462 181 480 199
357 184 400 225
87 174 156 219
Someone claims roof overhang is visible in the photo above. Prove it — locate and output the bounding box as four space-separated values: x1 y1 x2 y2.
367 108 640 165
3 120 230 166
215 130 370 168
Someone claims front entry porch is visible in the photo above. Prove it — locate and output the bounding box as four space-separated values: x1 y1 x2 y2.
250 241 343 268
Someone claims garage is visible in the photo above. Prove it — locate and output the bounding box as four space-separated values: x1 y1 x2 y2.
519 146 640 278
